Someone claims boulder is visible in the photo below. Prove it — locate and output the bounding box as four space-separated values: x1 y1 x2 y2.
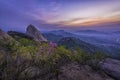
26 25 47 42
0 29 13 40
0 29 19 49
100 58 120 80
19 66 41 79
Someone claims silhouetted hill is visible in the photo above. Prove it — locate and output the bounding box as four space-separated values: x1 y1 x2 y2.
58 37 100 54
75 30 108 34
43 33 63 42
113 31 120 34
49 30 75 37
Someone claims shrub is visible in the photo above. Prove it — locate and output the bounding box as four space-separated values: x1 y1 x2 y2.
74 48 90 64
90 51 107 70
18 38 38 46
0 37 18 52
93 51 107 62
54 46 74 61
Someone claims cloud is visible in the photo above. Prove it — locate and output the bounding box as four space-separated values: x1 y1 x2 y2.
0 0 120 31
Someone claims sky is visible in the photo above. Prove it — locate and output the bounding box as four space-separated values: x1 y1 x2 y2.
0 0 120 32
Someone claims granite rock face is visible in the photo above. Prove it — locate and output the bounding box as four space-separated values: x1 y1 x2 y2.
100 58 120 80
26 25 47 42
18 62 114 80
58 62 113 80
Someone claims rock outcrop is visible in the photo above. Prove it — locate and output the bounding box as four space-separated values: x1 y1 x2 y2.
0 29 13 40
26 25 47 42
100 58 120 80
0 29 18 50
8 31 34 40
58 62 113 80
18 62 114 80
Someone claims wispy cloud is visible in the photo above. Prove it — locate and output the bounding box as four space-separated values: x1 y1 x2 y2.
0 0 120 31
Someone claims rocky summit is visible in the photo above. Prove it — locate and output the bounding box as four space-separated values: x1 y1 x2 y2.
26 24 47 42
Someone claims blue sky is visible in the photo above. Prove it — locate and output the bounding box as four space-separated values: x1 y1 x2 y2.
0 0 120 32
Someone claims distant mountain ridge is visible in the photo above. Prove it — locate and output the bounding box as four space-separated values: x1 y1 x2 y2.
49 30 75 37
113 31 120 34
43 33 63 42
75 30 108 34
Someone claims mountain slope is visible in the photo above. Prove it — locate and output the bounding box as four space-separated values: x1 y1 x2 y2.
43 33 63 42
58 37 100 54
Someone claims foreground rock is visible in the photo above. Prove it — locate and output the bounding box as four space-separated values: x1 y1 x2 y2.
19 67 41 79
18 62 114 80
58 62 113 80
26 25 47 42
100 58 120 80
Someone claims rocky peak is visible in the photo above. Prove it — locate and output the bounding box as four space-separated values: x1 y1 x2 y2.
26 25 37 33
26 25 47 42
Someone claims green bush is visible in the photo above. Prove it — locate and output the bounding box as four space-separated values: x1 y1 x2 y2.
93 51 106 62
55 46 74 60
89 51 107 70
18 38 38 46
74 48 90 63
0 37 18 52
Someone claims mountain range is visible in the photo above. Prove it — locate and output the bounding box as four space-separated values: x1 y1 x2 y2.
42 30 120 59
